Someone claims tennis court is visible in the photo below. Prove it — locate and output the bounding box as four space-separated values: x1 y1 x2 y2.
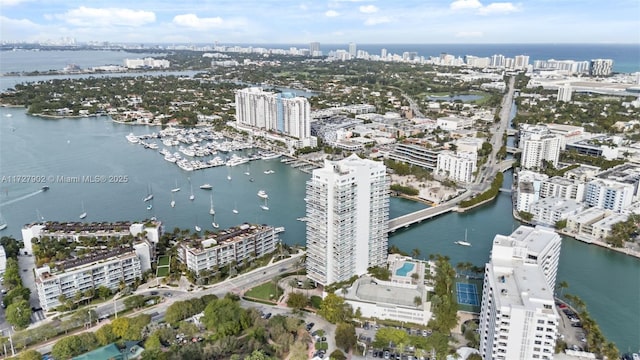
456 282 479 306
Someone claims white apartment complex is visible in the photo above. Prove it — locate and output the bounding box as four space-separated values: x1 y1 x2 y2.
35 244 149 312
539 176 585 202
124 58 170 69
436 116 474 131
22 221 159 312
178 223 281 275
305 154 389 286
436 150 476 183
589 59 614 77
584 179 635 213
556 83 572 102
520 132 561 170
516 171 549 213
479 226 561 360
529 197 583 226
235 87 312 144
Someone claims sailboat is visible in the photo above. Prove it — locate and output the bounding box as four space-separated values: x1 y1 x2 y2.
189 183 195 201
212 221 219 229
0 212 7 231
227 167 232 181
209 194 215 215
143 184 153 202
260 198 269 211
79 201 87 219
244 165 250 176
170 193 176 208
171 179 181 192
147 203 153 210
232 201 239 214
195 216 202 232
454 229 472 247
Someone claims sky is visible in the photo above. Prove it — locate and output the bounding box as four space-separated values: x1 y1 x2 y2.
1 0 639 44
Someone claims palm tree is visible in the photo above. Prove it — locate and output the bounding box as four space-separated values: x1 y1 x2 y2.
411 248 421 259
556 280 569 297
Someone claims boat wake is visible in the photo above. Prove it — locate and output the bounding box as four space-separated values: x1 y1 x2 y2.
0 188 47 207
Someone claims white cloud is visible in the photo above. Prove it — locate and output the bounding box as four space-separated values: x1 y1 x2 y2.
456 31 483 37
56 7 156 27
364 16 391 25
173 14 227 30
450 0 520 15
359 5 379 14
325 10 340 17
479 2 520 15
450 0 482 10
0 0 29 5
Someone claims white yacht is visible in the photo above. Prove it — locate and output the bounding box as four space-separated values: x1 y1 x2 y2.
263 169 275 175
126 133 139 143
261 152 281 160
199 183 212 190
257 190 269 199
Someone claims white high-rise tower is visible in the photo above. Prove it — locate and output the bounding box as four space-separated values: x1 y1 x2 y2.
479 225 562 360
305 154 389 286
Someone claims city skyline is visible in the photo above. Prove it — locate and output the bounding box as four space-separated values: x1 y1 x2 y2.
1 0 639 44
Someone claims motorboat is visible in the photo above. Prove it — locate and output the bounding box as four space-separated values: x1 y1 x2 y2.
199 184 212 190
212 222 219 229
195 225 202 232
257 190 269 199
263 169 275 175
126 133 139 143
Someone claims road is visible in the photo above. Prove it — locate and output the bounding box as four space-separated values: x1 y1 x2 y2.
32 252 306 355
472 76 517 191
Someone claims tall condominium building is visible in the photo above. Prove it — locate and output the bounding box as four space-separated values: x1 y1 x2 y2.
436 151 476 183
584 179 635 212
556 83 572 102
305 154 389 286
479 226 561 360
309 42 321 56
235 87 311 141
589 59 614 77
348 42 357 58
521 133 561 170
514 55 530 69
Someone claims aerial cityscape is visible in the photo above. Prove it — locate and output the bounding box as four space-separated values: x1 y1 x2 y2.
0 1 639 360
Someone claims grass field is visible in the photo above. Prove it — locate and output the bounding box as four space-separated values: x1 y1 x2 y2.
156 267 170 277
158 256 170 266
245 282 281 301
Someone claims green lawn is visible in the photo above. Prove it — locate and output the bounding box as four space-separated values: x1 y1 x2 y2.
310 295 323 309
158 256 170 266
156 267 170 277
245 282 281 301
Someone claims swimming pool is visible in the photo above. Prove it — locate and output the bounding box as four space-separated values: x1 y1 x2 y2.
395 262 415 277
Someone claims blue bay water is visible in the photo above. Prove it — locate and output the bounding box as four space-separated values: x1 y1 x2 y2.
0 107 637 351
0 48 638 351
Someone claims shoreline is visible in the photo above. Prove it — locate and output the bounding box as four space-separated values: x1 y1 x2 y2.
511 209 640 261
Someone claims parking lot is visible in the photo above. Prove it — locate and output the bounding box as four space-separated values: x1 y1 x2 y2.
355 321 435 360
556 302 588 351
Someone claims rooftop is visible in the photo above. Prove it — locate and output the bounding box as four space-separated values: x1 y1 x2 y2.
182 223 276 252
346 275 423 308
